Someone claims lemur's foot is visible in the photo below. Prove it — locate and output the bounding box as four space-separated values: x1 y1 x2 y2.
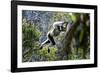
38 43 43 50
39 45 43 50
48 48 50 53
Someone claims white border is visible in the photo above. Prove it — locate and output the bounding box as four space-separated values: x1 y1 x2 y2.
17 5 94 68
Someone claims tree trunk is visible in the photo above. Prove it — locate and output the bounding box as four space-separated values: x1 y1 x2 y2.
63 14 80 60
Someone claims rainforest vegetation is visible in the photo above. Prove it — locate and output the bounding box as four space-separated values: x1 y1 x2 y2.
22 10 90 62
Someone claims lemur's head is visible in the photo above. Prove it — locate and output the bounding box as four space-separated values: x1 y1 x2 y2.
53 20 72 31
61 20 73 31
55 21 69 31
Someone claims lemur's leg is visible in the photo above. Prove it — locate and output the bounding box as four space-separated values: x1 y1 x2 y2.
47 33 56 53
39 32 56 50
47 33 56 45
39 39 50 49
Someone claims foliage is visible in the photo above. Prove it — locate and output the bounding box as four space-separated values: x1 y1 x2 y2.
22 22 41 62
37 46 57 61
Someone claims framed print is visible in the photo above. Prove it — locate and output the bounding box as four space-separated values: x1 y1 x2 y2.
11 1 97 72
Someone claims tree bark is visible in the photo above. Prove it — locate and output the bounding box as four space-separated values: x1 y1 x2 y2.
63 14 80 59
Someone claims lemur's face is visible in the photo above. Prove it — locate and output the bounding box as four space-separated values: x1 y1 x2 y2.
59 25 65 31
59 22 68 31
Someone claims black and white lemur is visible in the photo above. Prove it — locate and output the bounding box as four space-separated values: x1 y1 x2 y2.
39 21 72 52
